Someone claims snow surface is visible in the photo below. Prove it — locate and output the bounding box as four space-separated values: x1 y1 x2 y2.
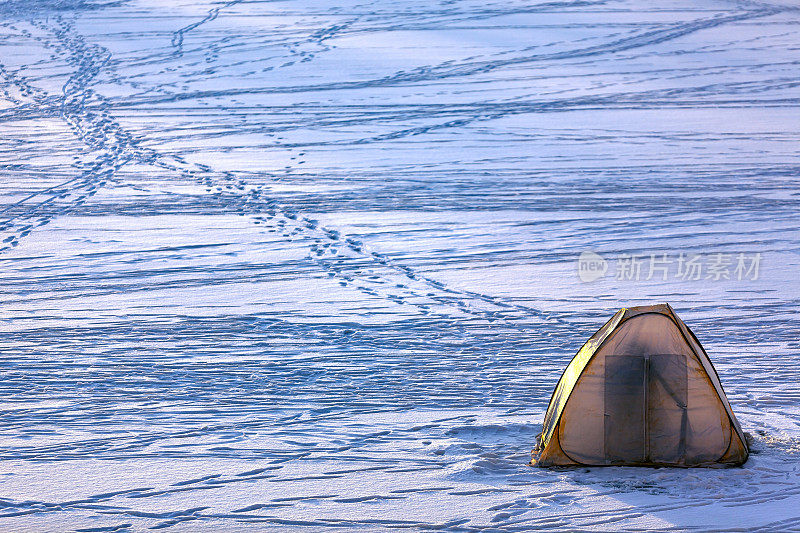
1 0 799 530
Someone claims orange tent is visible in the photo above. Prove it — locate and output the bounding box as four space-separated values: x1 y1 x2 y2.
532 304 748 467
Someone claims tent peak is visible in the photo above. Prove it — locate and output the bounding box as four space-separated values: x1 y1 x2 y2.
620 303 674 319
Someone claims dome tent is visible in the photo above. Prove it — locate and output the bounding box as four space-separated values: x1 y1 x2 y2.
532 304 748 467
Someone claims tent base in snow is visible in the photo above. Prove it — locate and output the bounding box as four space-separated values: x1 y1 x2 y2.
532 304 748 467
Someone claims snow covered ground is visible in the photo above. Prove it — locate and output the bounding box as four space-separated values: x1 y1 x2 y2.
1 0 799 530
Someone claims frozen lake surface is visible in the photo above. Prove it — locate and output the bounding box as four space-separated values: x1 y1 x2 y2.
1 0 799 530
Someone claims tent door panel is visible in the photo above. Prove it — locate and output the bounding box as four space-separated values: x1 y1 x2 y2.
604 356 646 463
648 353 688 463
604 354 688 464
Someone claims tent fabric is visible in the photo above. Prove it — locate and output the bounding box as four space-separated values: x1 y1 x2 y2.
532 303 748 467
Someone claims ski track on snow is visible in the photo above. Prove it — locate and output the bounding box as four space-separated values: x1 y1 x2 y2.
1 0 799 531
